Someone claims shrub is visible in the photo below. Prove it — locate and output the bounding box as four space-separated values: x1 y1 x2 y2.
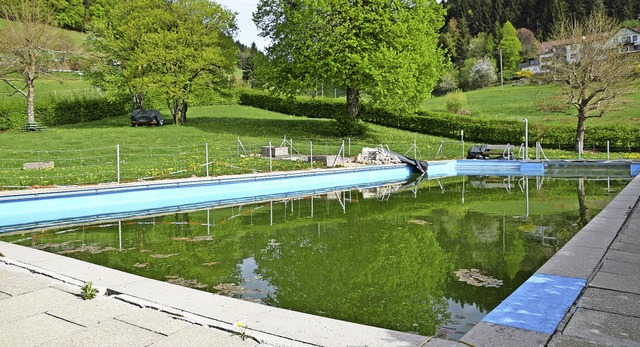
515 70 535 79
445 90 468 114
470 57 497 88
332 114 368 137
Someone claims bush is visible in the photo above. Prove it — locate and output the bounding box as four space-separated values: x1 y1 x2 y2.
238 90 640 150
0 95 130 130
332 114 368 137
516 70 535 79
469 57 497 88
445 90 468 114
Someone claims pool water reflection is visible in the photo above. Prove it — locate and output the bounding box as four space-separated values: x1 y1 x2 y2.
0 175 629 339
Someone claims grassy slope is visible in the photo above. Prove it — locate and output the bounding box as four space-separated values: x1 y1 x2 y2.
423 81 640 127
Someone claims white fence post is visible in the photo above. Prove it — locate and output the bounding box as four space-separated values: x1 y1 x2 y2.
310 141 313 169
116 144 121 183
205 143 209 177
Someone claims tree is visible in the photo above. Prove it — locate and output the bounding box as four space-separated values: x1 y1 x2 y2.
139 0 237 125
0 0 73 125
254 0 448 121
517 28 542 60
88 0 237 124
498 21 523 79
549 12 637 154
469 56 497 88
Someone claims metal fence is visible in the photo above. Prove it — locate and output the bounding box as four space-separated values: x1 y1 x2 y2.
0 136 636 189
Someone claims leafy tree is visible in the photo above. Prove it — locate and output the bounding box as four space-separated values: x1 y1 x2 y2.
139 0 237 125
470 56 497 88
45 0 85 30
0 0 73 125
548 12 637 154
517 28 542 60
498 21 523 79
87 0 237 124
254 0 448 121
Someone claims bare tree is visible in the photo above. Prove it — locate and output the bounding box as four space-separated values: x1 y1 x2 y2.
0 0 73 125
549 12 637 154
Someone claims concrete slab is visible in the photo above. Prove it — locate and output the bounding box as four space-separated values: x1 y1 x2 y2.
610 240 640 254
47 295 138 327
0 313 85 345
460 322 549 347
0 271 56 296
599 259 640 278
589 271 640 295
0 241 61 263
149 325 258 347
563 308 640 346
0 292 10 301
481 274 585 334
535 243 605 279
48 318 165 347
423 337 461 346
585 214 625 233
0 287 79 324
562 230 616 250
578 288 640 318
115 307 192 336
605 249 640 265
547 334 614 347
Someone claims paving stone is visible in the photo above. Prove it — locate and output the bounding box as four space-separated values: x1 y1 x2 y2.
600 259 640 278
0 313 85 346
150 325 258 347
460 322 549 347
578 288 640 318
605 249 640 265
115 307 192 336
47 295 138 327
49 318 165 347
610 240 640 254
563 308 640 346
547 334 613 347
0 292 10 301
0 271 55 296
536 243 605 279
590 271 640 295
563 230 616 250
0 287 79 324
616 232 640 245
423 337 462 346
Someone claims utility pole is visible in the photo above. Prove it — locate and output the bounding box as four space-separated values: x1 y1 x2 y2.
500 49 504 91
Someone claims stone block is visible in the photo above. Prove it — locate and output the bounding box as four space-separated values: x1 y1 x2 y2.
260 146 288 157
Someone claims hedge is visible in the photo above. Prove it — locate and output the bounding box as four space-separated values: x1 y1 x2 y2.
240 91 640 151
0 95 130 130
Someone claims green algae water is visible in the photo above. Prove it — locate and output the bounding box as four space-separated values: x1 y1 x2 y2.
0 176 629 339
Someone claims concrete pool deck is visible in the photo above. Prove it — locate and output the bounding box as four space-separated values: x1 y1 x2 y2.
0 173 639 346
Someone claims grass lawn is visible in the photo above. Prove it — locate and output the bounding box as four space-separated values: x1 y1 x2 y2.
0 105 464 188
423 81 640 127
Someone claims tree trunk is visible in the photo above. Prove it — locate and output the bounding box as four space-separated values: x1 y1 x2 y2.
26 77 35 124
179 101 187 124
576 178 590 225
575 112 587 154
169 99 187 125
346 87 360 119
133 93 145 110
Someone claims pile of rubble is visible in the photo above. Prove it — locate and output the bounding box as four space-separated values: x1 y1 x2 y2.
356 147 402 165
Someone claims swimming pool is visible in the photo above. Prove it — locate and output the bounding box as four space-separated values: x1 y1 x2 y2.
1 160 633 339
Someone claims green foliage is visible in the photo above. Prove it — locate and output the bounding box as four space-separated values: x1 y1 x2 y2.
0 94 129 130
240 90 640 150
445 90 468 114
87 0 237 123
254 0 448 117
498 21 523 79
81 281 97 300
332 114 368 138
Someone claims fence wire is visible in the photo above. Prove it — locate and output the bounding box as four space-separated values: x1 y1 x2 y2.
0 137 636 189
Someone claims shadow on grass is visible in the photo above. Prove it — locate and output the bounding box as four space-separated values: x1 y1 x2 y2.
182 116 339 139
